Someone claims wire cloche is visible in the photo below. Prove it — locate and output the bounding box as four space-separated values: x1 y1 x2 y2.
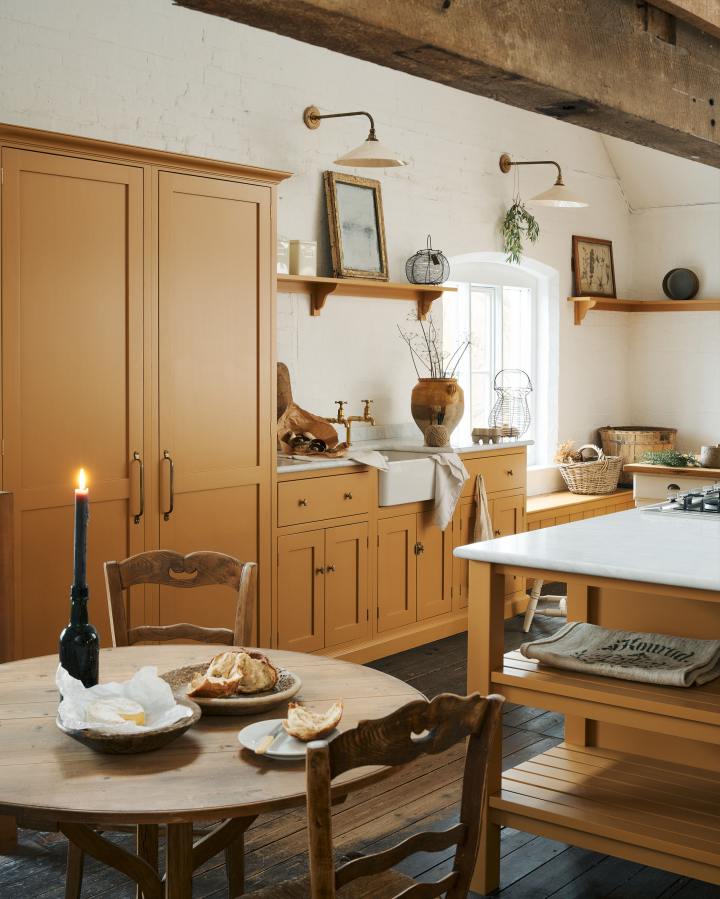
405 235 450 285
488 369 533 437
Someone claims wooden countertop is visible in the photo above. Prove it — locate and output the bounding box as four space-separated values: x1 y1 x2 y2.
624 463 720 478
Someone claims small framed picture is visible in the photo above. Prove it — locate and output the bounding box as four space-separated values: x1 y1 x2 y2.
324 171 388 280
571 236 616 298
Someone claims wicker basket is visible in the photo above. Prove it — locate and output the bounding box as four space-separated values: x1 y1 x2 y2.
558 444 623 495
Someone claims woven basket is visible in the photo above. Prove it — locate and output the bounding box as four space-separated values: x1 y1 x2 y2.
558 444 623 495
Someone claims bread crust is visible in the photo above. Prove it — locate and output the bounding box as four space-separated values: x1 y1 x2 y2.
187 649 279 698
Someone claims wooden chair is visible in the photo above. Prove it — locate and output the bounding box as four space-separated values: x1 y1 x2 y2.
243 692 504 899
64 550 257 899
523 579 567 632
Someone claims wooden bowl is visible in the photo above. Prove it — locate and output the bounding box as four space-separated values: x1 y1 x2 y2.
56 696 201 754
161 663 302 716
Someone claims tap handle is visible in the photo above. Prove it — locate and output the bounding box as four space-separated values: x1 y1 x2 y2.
361 399 373 412
335 400 348 414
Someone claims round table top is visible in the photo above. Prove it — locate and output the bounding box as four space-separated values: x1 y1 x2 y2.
0 645 423 825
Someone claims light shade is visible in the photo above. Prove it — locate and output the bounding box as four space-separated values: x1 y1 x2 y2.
334 138 407 168
530 183 588 208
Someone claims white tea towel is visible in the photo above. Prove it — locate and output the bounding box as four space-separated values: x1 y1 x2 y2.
278 450 389 470
521 621 720 687
431 452 469 531
473 474 493 542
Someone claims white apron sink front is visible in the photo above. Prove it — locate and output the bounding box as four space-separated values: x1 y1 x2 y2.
378 451 437 506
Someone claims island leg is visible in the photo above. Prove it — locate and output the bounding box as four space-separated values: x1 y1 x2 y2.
467 561 505 895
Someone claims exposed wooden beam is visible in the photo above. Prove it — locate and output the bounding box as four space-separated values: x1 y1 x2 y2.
650 0 720 39
174 0 720 168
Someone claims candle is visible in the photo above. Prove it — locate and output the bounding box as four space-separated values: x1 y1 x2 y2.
73 468 89 589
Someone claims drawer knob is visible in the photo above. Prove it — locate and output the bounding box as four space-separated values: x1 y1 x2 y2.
344 492 353 500
326 564 336 573
413 541 425 556
506 469 514 476
494 529 501 536
315 567 326 575
298 498 309 507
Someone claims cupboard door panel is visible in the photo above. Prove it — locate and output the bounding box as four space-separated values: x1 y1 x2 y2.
490 494 526 599
377 515 417 633
417 511 452 620
325 522 369 648
157 485 259 638
1 149 144 658
157 172 272 638
277 530 325 652
452 498 475 611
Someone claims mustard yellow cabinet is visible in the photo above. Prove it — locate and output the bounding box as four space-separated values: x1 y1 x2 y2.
416 511 453 621
277 521 369 652
324 522 369 648
377 514 417 633
277 529 325 653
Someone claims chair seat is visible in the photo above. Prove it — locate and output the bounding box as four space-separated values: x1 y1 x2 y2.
244 868 415 898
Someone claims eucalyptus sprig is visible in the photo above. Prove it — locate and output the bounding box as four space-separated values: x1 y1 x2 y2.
501 199 540 265
642 450 701 468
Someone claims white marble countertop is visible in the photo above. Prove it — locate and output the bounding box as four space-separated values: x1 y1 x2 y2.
277 438 533 474
454 507 720 592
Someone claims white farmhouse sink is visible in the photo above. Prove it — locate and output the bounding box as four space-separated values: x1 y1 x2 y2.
378 451 437 506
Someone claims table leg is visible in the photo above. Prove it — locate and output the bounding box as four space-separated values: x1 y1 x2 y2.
224 832 244 897
137 824 159 899
65 839 84 899
0 815 17 851
165 823 193 899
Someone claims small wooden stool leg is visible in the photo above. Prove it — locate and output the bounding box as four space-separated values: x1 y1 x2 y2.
224 832 245 897
136 824 159 899
165 823 193 899
523 579 543 632
65 839 84 899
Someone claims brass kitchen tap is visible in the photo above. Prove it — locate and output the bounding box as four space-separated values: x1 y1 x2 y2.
325 400 375 445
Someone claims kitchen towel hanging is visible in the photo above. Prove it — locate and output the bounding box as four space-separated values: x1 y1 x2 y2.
521 621 720 687
473 474 493 542
431 453 468 531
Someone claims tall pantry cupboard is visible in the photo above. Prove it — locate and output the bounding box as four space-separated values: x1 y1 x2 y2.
0 125 289 660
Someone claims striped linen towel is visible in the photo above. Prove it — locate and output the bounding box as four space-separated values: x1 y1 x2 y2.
520 621 720 687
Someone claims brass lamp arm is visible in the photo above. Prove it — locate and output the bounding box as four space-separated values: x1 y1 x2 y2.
499 153 564 185
303 106 377 140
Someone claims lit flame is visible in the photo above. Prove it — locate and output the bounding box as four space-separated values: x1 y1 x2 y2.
77 468 87 491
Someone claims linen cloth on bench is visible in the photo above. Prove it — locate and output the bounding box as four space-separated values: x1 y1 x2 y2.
520 621 720 687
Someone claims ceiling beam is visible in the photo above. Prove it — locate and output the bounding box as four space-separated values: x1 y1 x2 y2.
650 0 720 38
175 0 720 168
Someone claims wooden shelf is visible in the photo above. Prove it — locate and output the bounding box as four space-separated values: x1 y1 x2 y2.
492 743 720 881
277 274 456 319
493 651 720 743
569 296 720 325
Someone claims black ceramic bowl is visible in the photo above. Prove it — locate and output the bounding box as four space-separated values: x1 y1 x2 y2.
662 268 700 301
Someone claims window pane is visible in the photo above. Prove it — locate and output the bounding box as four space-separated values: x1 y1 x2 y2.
471 372 491 426
502 286 533 372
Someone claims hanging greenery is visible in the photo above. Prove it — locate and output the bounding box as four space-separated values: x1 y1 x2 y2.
501 199 539 265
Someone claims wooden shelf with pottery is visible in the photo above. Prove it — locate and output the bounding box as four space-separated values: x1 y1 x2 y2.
277 274 456 319
569 296 720 325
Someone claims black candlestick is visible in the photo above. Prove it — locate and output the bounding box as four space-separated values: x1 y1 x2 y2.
59 584 99 687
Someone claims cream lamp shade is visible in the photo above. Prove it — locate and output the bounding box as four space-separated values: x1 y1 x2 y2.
304 105 407 168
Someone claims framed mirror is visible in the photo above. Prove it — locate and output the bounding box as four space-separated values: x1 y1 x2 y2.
324 171 388 280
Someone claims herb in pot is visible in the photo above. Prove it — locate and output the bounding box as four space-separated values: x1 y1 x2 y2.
642 450 701 468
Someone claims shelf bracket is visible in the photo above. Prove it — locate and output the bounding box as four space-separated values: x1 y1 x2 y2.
310 283 337 316
573 298 597 325
416 290 443 321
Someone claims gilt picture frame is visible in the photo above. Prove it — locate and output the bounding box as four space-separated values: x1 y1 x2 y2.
324 171 388 280
572 235 616 298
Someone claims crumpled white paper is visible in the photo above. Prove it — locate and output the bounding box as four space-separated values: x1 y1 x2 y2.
57 665 193 733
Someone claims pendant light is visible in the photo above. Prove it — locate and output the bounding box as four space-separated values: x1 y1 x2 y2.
499 153 588 208
303 106 407 168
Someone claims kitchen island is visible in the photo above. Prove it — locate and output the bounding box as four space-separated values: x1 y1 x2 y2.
456 507 720 894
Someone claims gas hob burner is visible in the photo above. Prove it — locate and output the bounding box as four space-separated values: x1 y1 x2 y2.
650 484 720 516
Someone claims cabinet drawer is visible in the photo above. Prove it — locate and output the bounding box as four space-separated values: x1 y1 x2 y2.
461 453 526 497
278 473 370 526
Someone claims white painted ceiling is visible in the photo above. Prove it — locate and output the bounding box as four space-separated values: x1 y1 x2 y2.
602 135 720 210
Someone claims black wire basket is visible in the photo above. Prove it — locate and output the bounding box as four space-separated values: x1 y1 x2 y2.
405 235 450 285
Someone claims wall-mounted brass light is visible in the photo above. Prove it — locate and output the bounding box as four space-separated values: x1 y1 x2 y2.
499 153 588 207
303 105 407 168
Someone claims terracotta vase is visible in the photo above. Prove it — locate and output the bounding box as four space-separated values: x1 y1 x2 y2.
410 378 465 438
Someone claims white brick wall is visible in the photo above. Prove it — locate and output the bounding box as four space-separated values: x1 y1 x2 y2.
0 0 639 448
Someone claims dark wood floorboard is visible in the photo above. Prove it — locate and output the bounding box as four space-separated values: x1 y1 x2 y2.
1 613 717 897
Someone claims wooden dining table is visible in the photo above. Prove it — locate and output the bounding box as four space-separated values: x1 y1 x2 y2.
0 644 424 898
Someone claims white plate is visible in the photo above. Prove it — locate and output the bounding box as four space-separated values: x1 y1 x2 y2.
238 718 338 760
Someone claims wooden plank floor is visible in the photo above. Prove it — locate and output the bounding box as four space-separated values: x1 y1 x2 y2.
1 613 718 897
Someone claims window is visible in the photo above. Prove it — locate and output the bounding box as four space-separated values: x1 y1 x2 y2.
444 268 554 466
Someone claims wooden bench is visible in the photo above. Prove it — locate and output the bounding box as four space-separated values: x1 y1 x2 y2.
523 489 633 629
526 488 634 531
